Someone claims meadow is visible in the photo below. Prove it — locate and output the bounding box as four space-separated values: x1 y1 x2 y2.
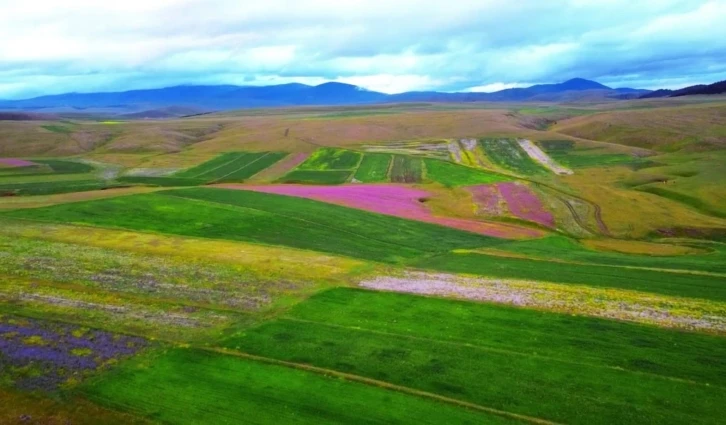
0 98 725 424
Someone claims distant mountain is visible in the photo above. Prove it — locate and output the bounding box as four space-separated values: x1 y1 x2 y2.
640 80 726 99
0 78 650 115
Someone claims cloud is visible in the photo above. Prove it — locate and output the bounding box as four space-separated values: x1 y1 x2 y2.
0 0 724 98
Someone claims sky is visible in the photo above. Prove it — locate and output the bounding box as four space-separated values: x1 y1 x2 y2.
1 0 725 98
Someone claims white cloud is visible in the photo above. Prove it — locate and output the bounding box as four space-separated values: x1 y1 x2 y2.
0 0 723 98
465 83 531 93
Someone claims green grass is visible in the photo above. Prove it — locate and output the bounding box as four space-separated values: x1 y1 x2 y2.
479 139 547 175
2 188 500 263
416 251 726 301
84 348 513 425
279 170 352 184
0 179 115 196
390 155 423 183
116 176 207 187
353 154 391 182
297 148 362 171
174 152 286 182
423 159 510 187
222 288 726 425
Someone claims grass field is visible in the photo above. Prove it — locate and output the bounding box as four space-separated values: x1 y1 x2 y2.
84 348 516 425
424 158 510 187
221 288 726 425
1 188 500 262
480 138 547 175
353 153 392 182
279 169 353 184
116 176 207 187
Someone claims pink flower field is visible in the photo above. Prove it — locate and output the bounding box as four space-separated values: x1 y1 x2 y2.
469 183 555 228
0 158 37 168
218 184 543 239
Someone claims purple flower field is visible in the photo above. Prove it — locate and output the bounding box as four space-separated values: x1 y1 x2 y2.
0 315 147 391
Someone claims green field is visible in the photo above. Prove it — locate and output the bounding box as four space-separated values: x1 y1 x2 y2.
0 159 95 179
0 179 115 196
221 288 726 425
279 169 353 184
390 155 423 183
424 158 510 187
353 153 392 182
297 148 362 170
174 152 287 182
480 138 547 175
84 348 515 425
2 188 499 262
116 176 207 187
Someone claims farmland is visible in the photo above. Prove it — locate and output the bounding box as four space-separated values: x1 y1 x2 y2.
1 98 725 424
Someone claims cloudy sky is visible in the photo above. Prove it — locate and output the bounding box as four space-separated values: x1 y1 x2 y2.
1 0 725 98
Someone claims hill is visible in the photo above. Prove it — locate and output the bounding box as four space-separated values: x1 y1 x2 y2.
640 80 726 98
0 79 649 113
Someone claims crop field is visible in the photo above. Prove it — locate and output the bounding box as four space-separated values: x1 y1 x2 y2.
538 140 647 168
353 153 392 182
390 155 424 183
221 289 726 425
424 158 509 187
479 138 548 175
1 100 725 423
174 151 288 182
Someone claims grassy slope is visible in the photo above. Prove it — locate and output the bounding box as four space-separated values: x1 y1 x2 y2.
222 288 726 425
353 153 391 182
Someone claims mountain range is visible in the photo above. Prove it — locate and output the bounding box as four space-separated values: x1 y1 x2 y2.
0 77 720 117
639 80 726 99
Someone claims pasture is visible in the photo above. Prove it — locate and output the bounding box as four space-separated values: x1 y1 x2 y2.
479 138 548 175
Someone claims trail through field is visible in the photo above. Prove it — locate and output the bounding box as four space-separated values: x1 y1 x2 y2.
517 139 573 175
359 272 726 333
218 184 543 239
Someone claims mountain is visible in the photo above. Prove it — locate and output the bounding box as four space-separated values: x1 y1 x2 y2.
0 78 650 115
640 80 726 99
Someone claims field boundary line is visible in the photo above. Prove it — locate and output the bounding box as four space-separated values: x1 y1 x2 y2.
204 346 563 425
210 152 273 183
186 154 244 178
280 317 718 387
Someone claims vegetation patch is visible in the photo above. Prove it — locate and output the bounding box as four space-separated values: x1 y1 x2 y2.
84 348 510 425
116 176 207 187
479 138 547 175
0 180 118 196
222 288 726 425
297 148 362 171
424 159 509 187
390 155 423 183
279 169 352 184
0 315 147 391
174 152 287 182
1 188 501 263
353 153 391 182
